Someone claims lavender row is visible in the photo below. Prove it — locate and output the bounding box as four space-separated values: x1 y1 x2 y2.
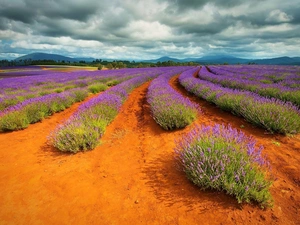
0 73 136 130
205 66 300 106
48 69 167 153
0 70 142 130
0 69 147 111
209 65 300 86
0 68 147 92
209 65 300 89
0 88 89 131
179 67 300 134
208 65 300 87
147 68 199 130
175 124 272 207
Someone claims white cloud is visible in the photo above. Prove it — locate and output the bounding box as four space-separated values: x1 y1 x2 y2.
125 20 172 40
0 0 300 59
266 9 293 23
221 22 294 37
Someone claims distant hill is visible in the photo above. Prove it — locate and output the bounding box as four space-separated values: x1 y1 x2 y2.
195 55 249 64
250 57 300 65
142 56 183 63
15 53 95 62
141 55 248 64
142 55 300 65
14 53 300 65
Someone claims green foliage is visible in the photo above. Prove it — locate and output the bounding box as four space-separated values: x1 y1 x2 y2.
24 103 48 123
106 63 113 70
88 83 108 94
239 99 300 134
152 102 197 130
0 98 20 111
54 88 64 93
0 89 88 132
0 111 30 131
97 64 103 70
260 79 273 84
50 105 118 152
51 121 102 153
39 90 51 96
64 85 76 91
106 79 120 87
71 89 89 102
175 125 273 208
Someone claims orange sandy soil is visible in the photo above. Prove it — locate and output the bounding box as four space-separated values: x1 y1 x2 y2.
0 75 300 225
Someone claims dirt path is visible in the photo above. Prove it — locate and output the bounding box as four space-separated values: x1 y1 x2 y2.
0 77 299 224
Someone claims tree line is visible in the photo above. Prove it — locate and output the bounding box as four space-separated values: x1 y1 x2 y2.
0 58 198 69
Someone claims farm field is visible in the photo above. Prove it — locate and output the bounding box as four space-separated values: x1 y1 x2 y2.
0 65 98 78
0 65 300 224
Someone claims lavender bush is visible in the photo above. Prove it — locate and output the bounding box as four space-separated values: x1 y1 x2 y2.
0 67 163 111
1 67 183 131
147 68 199 130
0 88 88 131
49 72 164 153
179 67 300 134
50 94 122 152
205 66 300 106
88 83 108 94
175 124 273 208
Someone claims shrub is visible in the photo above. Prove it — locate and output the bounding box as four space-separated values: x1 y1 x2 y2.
70 88 89 102
49 71 165 152
106 79 120 87
50 117 105 153
54 88 64 93
0 110 29 131
88 83 108 94
179 68 300 134
175 124 273 208
0 89 88 131
98 64 103 70
147 68 199 130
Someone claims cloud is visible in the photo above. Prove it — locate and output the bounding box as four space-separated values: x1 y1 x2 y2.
0 0 299 60
266 10 293 23
123 21 172 40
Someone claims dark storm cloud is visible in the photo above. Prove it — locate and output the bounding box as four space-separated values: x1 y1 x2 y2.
27 0 100 22
0 0 299 59
0 0 104 24
0 18 9 30
288 6 300 24
162 0 245 11
0 5 37 24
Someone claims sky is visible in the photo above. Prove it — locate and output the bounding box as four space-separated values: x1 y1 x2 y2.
0 0 300 60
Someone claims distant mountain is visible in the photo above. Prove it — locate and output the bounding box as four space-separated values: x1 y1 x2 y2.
195 55 249 64
14 53 300 65
250 57 300 65
142 56 183 63
142 55 249 64
15 53 95 62
142 55 300 65
74 57 96 62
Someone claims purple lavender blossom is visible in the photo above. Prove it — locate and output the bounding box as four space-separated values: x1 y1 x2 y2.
174 124 272 207
50 67 189 152
179 67 300 134
147 67 199 130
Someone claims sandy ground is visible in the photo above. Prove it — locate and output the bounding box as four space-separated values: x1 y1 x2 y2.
0 75 299 225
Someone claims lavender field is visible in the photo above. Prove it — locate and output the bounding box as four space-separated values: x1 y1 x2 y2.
0 65 300 224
